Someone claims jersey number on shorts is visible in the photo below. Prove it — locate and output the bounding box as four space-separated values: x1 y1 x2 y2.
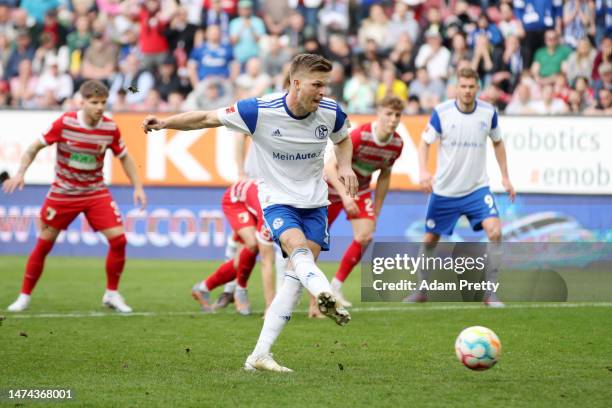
45 207 57 221
238 211 250 223
484 195 495 209
364 198 374 216
110 201 122 221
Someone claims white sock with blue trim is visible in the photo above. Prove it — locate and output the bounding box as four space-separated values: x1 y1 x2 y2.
290 247 332 297
252 269 302 356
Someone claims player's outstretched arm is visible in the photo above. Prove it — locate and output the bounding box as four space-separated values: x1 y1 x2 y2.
418 139 433 193
2 139 45 194
492 140 516 202
373 167 392 218
141 110 222 133
119 153 147 210
333 136 358 197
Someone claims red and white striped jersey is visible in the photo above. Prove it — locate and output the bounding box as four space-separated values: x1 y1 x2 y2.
329 122 403 198
227 179 262 218
40 111 127 200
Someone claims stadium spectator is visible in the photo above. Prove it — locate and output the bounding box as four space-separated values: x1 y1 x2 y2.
285 10 308 52
0 78 9 106
166 90 185 111
40 9 67 48
80 32 118 84
449 32 473 75
409 66 445 111
591 35 612 81
356 37 383 74
497 1 524 39
318 0 350 40
0 4 16 43
531 29 573 83
415 28 451 81
405 94 423 114
594 61 612 93
327 61 345 105
563 0 596 48
595 0 612 44
564 37 597 84
469 14 503 49
471 33 495 84
567 89 587 113
235 56 271 99
31 32 58 75
155 54 189 101
322 34 352 77
183 76 234 110
389 0 420 44
138 0 174 71
505 82 537 114
585 87 612 113
262 34 292 80
65 15 92 72
19 0 59 25
376 65 408 102
229 0 265 65
530 83 569 114
188 24 234 86
493 34 523 89
514 0 563 67
202 0 231 42
4 28 35 80
573 75 596 106
108 53 155 107
357 4 392 51
203 0 238 17
343 64 376 113
166 5 198 58
34 55 73 107
388 33 417 83
0 33 10 78
261 0 291 36
10 58 37 107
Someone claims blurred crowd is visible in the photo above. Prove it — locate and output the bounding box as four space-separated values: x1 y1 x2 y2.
0 0 611 115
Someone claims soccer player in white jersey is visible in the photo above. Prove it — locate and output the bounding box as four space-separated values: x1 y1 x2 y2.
406 68 516 307
142 54 358 372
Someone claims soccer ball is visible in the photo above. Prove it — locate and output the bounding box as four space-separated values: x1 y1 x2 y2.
455 326 501 370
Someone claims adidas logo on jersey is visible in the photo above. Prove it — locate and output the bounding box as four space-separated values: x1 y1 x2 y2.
271 129 282 137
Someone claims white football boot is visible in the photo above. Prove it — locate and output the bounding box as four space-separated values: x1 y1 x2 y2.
244 353 293 373
317 292 351 326
7 294 30 312
102 291 133 313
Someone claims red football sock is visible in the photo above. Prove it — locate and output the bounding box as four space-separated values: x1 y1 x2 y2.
20 238 55 295
205 259 237 291
335 240 363 283
106 235 127 290
236 246 258 288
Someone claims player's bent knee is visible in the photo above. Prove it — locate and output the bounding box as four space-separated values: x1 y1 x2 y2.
355 233 372 247
109 234 127 250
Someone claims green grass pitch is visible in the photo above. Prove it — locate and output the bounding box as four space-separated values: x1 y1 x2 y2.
1 255 611 407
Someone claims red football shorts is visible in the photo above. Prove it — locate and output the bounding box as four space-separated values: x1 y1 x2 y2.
39 194 123 231
328 191 376 226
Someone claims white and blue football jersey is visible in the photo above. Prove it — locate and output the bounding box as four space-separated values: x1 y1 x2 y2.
422 99 501 197
218 93 349 208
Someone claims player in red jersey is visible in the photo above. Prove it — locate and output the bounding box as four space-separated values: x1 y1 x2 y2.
325 96 405 307
3 80 146 313
191 179 275 315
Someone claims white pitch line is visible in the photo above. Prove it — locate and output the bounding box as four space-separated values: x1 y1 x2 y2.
4 302 612 319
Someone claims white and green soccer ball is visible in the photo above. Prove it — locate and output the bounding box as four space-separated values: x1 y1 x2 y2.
455 326 501 370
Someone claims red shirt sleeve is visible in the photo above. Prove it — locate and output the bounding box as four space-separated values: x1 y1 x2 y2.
40 115 64 145
109 127 127 157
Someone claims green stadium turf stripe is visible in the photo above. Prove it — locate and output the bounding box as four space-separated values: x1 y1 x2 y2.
5 302 612 319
